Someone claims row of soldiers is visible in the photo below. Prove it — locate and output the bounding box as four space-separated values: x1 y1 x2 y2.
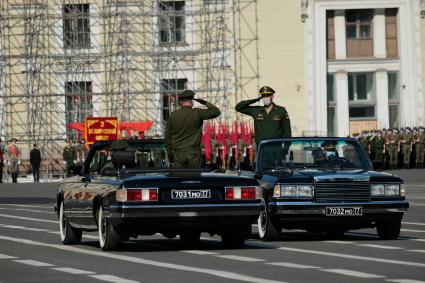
355 127 425 170
62 139 89 177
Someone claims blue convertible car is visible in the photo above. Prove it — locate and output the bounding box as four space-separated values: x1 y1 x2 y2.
253 137 409 241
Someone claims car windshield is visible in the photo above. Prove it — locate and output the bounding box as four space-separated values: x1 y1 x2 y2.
89 142 171 176
256 139 369 172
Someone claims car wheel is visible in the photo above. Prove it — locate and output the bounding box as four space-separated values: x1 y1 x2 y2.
221 225 250 249
258 207 280 241
377 219 401 240
59 201 82 245
326 229 346 239
98 206 122 251
179 231 201 247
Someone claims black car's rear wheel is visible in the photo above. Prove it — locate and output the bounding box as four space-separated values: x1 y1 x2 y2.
377 219 401 240
179 231 201 247
221 224 250 249
326 229 346 239
258 207 280 241
98 206 122 251
59 201 82 245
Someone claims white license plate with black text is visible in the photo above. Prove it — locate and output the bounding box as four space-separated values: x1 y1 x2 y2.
171 189 211 199
325 207 362 216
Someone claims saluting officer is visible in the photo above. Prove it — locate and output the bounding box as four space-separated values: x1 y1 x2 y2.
165 90 221 169
235 86 292 147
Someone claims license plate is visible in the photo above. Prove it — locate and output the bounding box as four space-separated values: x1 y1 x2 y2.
171 189 211 199
325 207 362 216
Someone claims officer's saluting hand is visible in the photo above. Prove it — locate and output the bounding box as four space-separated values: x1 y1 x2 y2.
235 86 291 146
164 90 221 169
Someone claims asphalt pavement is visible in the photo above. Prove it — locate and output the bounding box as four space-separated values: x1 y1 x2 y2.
0 169 424 283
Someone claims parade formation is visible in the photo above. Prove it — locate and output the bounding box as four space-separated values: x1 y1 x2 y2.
0 87 424 183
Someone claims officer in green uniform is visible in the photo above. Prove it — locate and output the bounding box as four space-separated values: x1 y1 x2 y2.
62 140 76 177
235 86 292 147
400 127 413 168
385 129 399 169
415 127 425 168
165 90 221 169
6 138 21 183
370 130 385 170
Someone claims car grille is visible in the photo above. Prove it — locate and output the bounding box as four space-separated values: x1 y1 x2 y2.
315 182 370 203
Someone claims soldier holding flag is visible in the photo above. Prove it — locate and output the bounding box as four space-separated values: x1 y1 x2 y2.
7 138 21 183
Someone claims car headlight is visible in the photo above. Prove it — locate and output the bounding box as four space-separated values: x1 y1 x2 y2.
280 185 313 198
385 184 400 196
281 185 297 197
371 184 402 196
371 184 385 196
297 185 314 197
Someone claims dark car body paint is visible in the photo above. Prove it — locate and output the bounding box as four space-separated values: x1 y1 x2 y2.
255 137 409 232
56 139 262 236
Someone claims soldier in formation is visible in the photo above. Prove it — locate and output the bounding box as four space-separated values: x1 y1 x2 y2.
6 138 21 183
353 127 425 170
62 140 76 177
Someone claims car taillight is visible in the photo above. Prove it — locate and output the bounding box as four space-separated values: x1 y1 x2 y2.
116 188 159 202
225 188 234 200
225 186 261 200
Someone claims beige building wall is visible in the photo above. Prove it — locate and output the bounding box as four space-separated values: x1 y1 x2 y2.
421 10 425 123
255 0 307 136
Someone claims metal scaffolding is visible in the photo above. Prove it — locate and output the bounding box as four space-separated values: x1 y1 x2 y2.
0 0 259 159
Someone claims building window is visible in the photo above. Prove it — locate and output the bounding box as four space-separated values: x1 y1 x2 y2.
161 78 187 121
346 10 373 40
159 1 185 45
65 82 93 138
388 72 400 128
63 4 90 49
346 9 373 58
327 74 336 136
385 8 398 58
348 73 376 119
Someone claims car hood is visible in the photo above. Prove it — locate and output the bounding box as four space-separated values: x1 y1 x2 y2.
262 169 403 184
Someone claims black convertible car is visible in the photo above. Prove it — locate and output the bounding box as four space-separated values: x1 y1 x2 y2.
56 139 262 250
252 137 409 241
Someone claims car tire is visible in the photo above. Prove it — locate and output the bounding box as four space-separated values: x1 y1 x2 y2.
377 219 401 240
98 206 122 251
221 224 250 249
326 229 346 239
258 208 280 241
179 231 201 247
59 201 82 245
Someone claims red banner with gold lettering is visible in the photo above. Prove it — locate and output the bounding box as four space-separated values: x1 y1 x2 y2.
85 117 120 145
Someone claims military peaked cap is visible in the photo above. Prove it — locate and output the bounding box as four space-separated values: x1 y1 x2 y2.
259 86 275 97
179 90 195 101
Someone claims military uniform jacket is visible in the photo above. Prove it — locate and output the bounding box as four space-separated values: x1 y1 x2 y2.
165 102 221 152
63 145 76 161
7 145 21 161
235 99 291 144
400 133 413 146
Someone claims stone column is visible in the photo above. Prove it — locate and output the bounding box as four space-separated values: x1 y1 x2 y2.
373 9 387 58
334 10 347 60
376 70 390 129
335 71 349 137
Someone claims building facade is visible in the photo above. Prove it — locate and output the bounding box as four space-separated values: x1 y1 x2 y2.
1 0 425 158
